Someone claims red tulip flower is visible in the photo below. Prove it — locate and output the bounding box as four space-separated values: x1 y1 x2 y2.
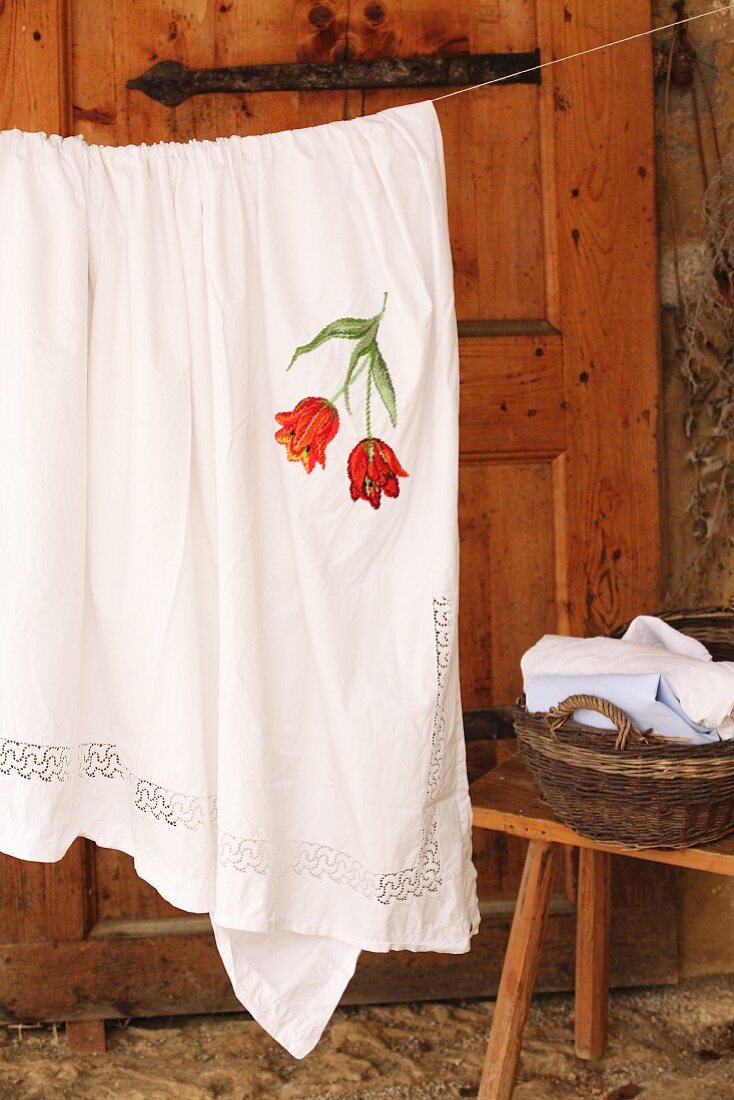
347 438 409 510
274 396 339 473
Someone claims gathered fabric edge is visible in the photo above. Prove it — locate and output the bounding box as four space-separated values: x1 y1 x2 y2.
0 100 439 157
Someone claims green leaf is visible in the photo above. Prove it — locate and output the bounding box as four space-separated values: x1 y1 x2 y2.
343 336 375 415
287 316 373 369
371 343 397 427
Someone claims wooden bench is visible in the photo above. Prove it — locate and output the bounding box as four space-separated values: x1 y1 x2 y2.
469 755 734 1100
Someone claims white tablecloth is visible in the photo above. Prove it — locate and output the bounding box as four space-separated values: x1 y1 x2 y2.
0 101 479 1056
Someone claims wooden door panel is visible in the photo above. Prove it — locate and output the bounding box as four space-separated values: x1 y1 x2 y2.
459 334 565 458
459 462 558 708
0 842 88 945
463 87 545 319
0 0 675 1021
93 850 182 922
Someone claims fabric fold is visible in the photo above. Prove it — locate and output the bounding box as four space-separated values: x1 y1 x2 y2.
522 614 734 740
211 924 361 1059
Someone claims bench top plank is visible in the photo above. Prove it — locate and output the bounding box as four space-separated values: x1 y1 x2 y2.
470 755 734 876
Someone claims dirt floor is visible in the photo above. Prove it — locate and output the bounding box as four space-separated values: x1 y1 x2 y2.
2 975 734 1099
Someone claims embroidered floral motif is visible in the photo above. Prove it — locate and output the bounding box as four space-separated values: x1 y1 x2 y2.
347 438 408 510
274 396 339 473
274 292 409 506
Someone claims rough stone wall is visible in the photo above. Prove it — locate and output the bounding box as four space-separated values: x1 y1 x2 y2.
653 0 734 977
657 0 734 601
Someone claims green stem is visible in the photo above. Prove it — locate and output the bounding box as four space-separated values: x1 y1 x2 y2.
327 292 388 407
365 367 373 439
329 356 369 403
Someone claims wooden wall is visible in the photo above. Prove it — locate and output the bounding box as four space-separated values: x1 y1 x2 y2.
0 0 676 1027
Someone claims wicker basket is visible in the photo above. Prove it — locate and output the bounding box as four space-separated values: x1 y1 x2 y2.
514 608 734 849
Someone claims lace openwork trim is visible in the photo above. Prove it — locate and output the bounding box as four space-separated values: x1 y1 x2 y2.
0 739 217 830
0 596 454 904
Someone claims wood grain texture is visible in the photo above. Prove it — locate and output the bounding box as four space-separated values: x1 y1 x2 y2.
65 1018 106 1053
67 0 548 319
472 741 579 907
93 850 184 923
0 841 89 943
472 756 734 877
70 0 116 142
0 888 676 1023
469 0 536 54
539 0 662 635
459 334 565 459
458 462 557 709
468 86 545 320
358 87 545 320
478 839 558 1100
0 0 71 133
0 0 670 1022
575 847 611 1059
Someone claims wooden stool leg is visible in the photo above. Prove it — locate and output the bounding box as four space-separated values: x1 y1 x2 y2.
478 839 559 1100
66 1019 107 1053
574 848 611 1060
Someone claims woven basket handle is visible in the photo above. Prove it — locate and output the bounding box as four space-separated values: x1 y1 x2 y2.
546 694 644 752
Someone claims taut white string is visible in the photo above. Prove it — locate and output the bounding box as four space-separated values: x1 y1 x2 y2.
431 6 730 103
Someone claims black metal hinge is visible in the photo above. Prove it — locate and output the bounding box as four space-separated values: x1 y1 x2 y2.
127 51 541 107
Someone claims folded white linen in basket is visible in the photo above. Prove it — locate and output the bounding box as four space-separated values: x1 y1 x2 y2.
525 672 721 744
522 615 734 741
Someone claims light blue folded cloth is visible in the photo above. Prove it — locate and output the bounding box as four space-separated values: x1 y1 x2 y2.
525 672 722 744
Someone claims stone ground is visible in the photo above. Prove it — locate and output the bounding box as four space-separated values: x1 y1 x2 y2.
1 976 734 1099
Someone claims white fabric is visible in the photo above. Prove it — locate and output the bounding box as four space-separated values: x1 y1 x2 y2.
525 673 721 744
522 615 734 738
0 101 479 1058
620 614 713 660
212 926 361 1058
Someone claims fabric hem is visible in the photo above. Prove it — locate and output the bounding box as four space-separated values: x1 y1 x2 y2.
209 906 478 955
0 821 479 955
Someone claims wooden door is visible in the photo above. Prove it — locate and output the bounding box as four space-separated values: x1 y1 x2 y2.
0 0 677 1026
